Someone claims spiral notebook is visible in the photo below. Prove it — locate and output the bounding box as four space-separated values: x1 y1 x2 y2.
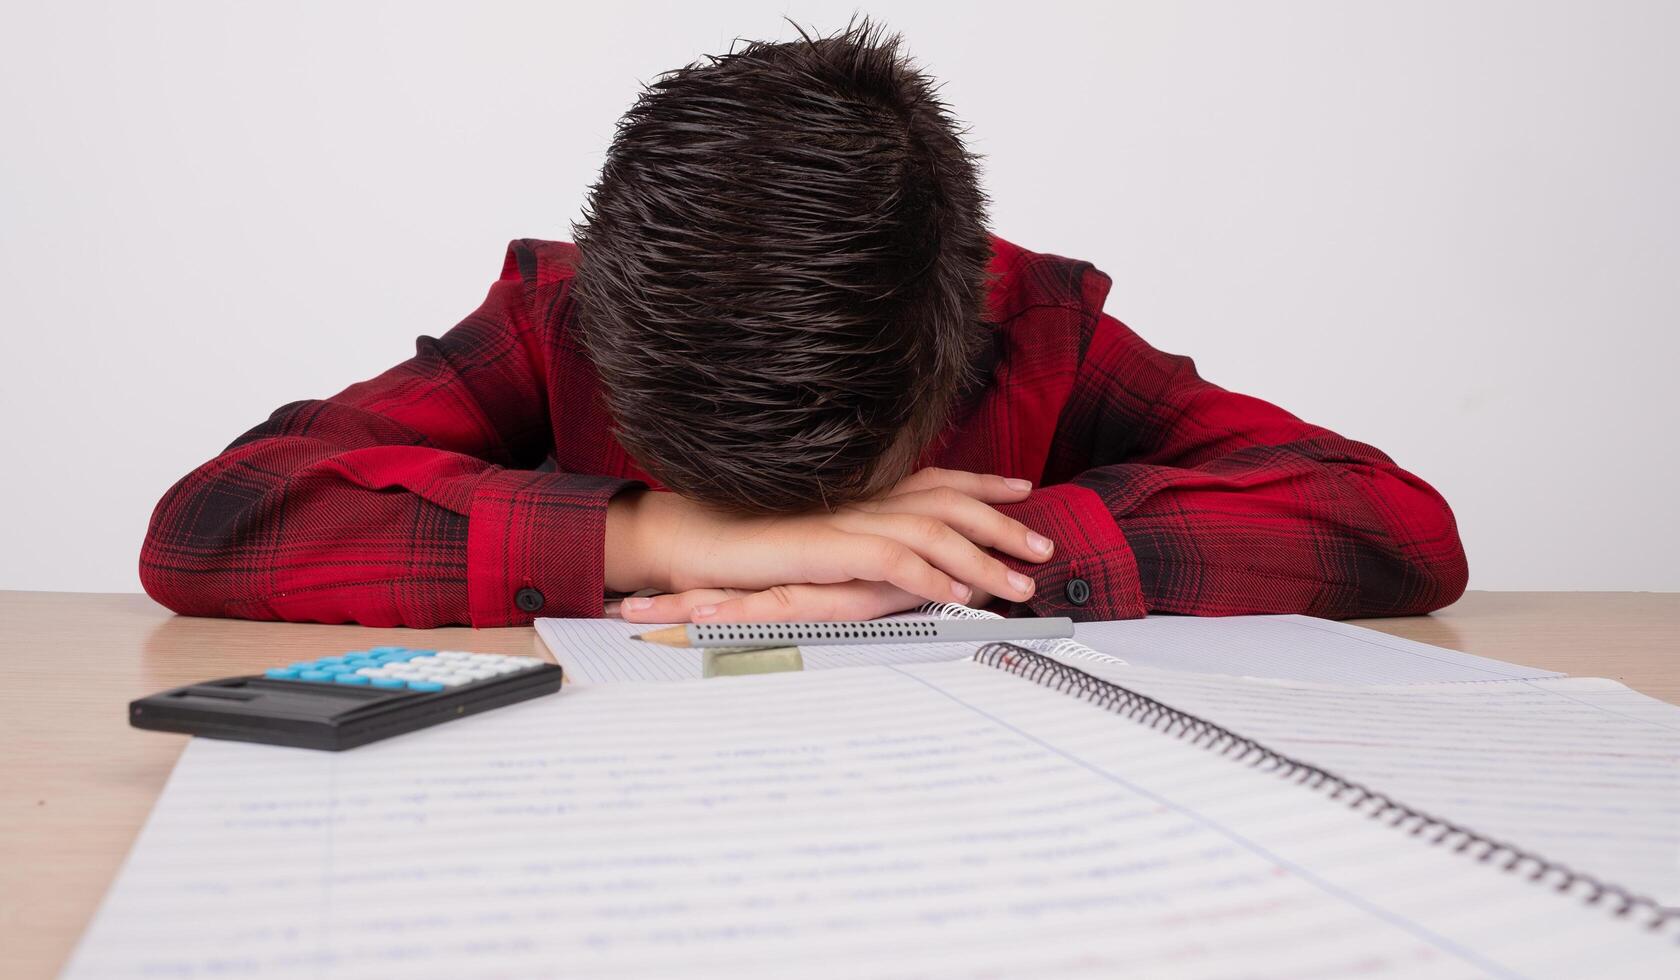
68 642 1679 977
537 602 1127 683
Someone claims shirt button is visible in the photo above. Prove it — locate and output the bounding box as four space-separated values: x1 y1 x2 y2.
514 587 546 613
1064 578 1092 606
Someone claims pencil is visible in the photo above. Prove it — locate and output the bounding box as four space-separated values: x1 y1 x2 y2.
631 617 1075 648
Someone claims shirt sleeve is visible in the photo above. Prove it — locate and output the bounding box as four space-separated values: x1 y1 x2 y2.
138 243 641 627
995 310 1469 622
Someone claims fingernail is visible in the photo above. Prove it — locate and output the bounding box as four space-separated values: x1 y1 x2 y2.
1028 532 1053 556
603 600 623 618
951 582 973 603
692 604 718 619
1008 571 1034 596
624 596 653 612
1005 478 1032 492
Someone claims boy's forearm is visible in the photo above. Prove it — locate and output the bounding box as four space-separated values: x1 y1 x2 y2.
605 489 660 595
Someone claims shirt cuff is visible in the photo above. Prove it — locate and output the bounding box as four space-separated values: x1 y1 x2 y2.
993 483 1146 621
466 469 641 626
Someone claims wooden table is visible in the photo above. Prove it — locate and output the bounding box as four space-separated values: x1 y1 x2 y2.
1 590 1675 978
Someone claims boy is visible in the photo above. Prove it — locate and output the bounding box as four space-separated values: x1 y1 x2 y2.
139 21 1467 629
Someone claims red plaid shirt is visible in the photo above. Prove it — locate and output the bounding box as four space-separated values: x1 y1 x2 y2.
139 235 1468 627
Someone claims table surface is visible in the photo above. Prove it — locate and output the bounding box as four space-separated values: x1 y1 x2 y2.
2 589 1675 978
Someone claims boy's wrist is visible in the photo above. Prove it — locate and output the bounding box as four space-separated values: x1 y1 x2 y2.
604 489 681 595
605 489 652 594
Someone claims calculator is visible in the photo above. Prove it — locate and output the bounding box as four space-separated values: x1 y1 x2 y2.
129 647 564 751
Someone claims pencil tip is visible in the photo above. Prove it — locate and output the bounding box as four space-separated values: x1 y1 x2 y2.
630 634 645 642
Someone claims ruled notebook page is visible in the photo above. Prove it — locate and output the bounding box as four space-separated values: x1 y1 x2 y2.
1053 660 1680 905
68 661 1673 978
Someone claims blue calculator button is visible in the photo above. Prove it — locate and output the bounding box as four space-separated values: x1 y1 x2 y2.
377 651 416 662
368 646 406 655
317 664 353 676
334 674 371 685
315 656 347 666
369 677 407 690
297 670 333 682
264 667 301 680
404 649 438 657
288 661 315 671
345 658 378 668
406 680 445 693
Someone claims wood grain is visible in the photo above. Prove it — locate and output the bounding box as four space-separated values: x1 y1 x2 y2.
0 589 1674 977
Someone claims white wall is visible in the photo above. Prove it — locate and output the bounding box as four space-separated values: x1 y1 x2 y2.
1 1 1675 594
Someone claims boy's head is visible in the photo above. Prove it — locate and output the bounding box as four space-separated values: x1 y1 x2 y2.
572 19 992 513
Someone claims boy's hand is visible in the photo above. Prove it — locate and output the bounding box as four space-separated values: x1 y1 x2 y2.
607 467 1053 622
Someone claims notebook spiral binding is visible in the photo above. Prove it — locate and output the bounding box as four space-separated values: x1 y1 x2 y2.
918 602 1129 668
975 641 1680 941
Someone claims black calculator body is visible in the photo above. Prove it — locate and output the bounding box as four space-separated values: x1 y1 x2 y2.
130 649 563 751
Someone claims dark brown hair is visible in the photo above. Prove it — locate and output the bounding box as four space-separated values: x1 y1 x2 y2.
571 17 993 513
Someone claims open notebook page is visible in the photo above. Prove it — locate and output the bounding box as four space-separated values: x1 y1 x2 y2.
69 660 1672 978
538 613 1560 686
1048 658 1680 905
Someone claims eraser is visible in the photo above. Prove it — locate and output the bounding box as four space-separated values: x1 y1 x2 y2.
702 646 805 678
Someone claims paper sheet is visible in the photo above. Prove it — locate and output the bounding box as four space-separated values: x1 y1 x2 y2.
538 613 1561 686
68 660 1675 978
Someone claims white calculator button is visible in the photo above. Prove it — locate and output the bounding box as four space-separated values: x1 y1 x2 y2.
356 667 386 677
407 656 440 668
437 651 472 660
507 657 542 669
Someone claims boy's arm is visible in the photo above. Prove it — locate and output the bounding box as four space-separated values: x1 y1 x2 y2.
139 243 639 627
996 310 1469 621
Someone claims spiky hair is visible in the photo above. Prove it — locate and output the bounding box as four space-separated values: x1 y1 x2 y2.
571 17 993 512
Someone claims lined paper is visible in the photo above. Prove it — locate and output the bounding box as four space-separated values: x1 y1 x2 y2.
539 612 1561 686
68 661 1674 978
1071 614 1562 684
1048 659 1680 905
